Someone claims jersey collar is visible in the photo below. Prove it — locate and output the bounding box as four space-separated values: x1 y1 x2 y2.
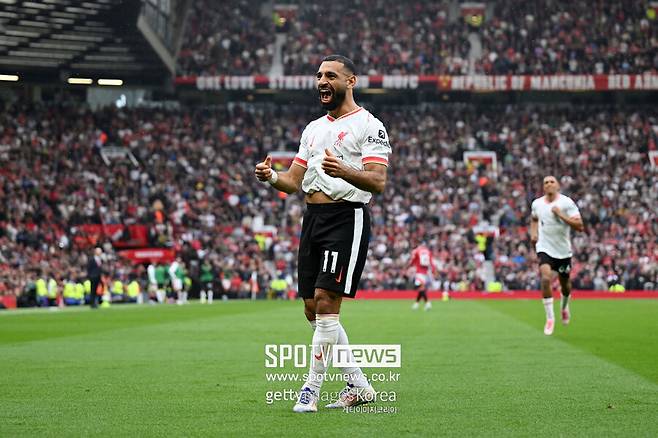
326 106 363 122
543 193 561 203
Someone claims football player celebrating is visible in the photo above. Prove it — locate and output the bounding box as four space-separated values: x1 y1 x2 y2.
255 55 390 412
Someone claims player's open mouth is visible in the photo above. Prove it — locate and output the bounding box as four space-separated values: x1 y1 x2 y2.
319 88 333 103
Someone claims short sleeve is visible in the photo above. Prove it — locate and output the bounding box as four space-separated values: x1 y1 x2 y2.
565 198 581 219
531 200 538 219
293 125 310 169
361 117 391 166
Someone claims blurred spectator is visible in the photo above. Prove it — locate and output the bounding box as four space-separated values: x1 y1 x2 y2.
87 247 104 308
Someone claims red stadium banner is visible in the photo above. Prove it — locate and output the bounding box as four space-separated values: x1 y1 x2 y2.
1 295 17 309
464 151 498 171
269 151 296 170
74 224 149 249
118 248 176 264
176 74 658 92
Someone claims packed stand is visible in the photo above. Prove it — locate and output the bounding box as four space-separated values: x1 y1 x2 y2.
178 0 657 76
477 0 658 74
0 102 656 307
281 0 472 75
178 0 274 76
0 102 310 305
370 104 657 291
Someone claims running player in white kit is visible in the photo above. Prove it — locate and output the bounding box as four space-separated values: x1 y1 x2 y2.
530 176 584 335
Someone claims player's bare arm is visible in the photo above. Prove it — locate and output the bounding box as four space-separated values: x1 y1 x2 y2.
530 216 539 244
551 206 584 232
254 156 306 194
321 149 387 194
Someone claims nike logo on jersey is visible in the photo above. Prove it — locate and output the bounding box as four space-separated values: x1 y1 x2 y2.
335 267 344 283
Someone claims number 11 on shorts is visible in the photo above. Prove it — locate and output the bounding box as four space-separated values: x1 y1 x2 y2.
322 250 339 274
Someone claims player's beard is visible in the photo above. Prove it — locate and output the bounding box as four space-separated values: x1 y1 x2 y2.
319 87 346 111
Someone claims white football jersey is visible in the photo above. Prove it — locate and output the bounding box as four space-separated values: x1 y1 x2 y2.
531 194 581 259
147 264 157 285
293 107 390 204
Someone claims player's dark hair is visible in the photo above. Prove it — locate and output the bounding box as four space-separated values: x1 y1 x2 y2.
322 54 356 75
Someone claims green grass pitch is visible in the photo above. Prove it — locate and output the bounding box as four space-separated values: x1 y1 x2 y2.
1 299 657 437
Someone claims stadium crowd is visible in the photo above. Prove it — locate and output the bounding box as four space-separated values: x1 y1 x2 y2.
477 0 658 75
178 0 658 76
371 103 657 292
179 0 274 76
0 100 656 305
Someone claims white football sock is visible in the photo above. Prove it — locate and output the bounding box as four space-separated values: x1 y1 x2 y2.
543 297 555 320
561 294 570 310
207 291 213 304
200 291 207 303
337 323 368 387
304 314 339 393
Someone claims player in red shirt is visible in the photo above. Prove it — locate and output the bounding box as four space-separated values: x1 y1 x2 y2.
408 243 434 310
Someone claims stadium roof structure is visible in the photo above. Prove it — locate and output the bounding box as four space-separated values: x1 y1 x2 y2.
0 0 167 85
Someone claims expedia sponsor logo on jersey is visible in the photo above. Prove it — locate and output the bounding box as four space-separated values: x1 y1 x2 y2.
367 135 390 148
